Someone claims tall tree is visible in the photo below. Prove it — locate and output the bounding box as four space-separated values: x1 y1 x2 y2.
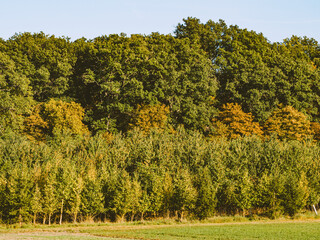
73 33 217 133
175 18 320 122
0 51 33 133
5 32 75 101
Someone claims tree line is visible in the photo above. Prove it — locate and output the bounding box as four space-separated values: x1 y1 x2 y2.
1 17 320 223
1 17 320 135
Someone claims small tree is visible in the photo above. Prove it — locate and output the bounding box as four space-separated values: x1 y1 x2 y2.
81 179 104 221
41 174 58 225
2 164 33 225
282 172 309 216
109 171 142 222
194 167 216 219
211 103 263 139
171 169 197 220
255 172 285 218
30 183 42 224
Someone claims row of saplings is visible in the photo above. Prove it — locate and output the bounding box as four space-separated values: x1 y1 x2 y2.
1 128 320 225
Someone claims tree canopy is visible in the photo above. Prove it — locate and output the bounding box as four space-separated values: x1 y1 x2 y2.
0 19 320 135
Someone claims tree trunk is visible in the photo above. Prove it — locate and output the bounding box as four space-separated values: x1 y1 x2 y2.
48 213 51 225
74 211 78 223
166 210 170 219
33 213 37 224
43 215 46 225
59 199 64 225
119 213 125 222
141 212 144 221
180 211 184 221
19 213 22 227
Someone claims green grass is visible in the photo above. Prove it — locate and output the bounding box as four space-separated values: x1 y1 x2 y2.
80 221 320 240
1 219 320 239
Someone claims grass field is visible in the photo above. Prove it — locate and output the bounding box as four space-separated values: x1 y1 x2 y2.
1 219 320 239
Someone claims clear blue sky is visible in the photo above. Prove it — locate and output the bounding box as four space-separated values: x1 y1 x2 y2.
1 0 319 42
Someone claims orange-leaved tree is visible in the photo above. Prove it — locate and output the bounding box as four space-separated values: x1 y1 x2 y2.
264 105 313 141
211 103 263 139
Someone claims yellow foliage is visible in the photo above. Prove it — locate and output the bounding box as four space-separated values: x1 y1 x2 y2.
310 61 317 71
264 106 313 141
211 103 263 139
130 104 170 133
42 99 89 135
101 131 114 143
24 99 89 141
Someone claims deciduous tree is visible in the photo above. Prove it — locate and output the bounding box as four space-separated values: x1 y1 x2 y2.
264 105 313 140
211 103 263 139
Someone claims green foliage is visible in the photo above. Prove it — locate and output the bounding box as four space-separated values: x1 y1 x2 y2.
107 171 142 222
175 18 320 122
2 131 320 224
194 167 216 219
80 178 104 220
5 32 75 101
255 172 285 218
282 172 309 216
0 51 34 133
171 168 197 220
72 33 217 133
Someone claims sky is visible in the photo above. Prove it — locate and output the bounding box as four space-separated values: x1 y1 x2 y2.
1 0 320 43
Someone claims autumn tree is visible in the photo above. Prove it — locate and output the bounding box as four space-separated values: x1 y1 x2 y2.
24 99 88 140
310 122 320 140
211 103 263 139
129 104 170 133
264 105 313 140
